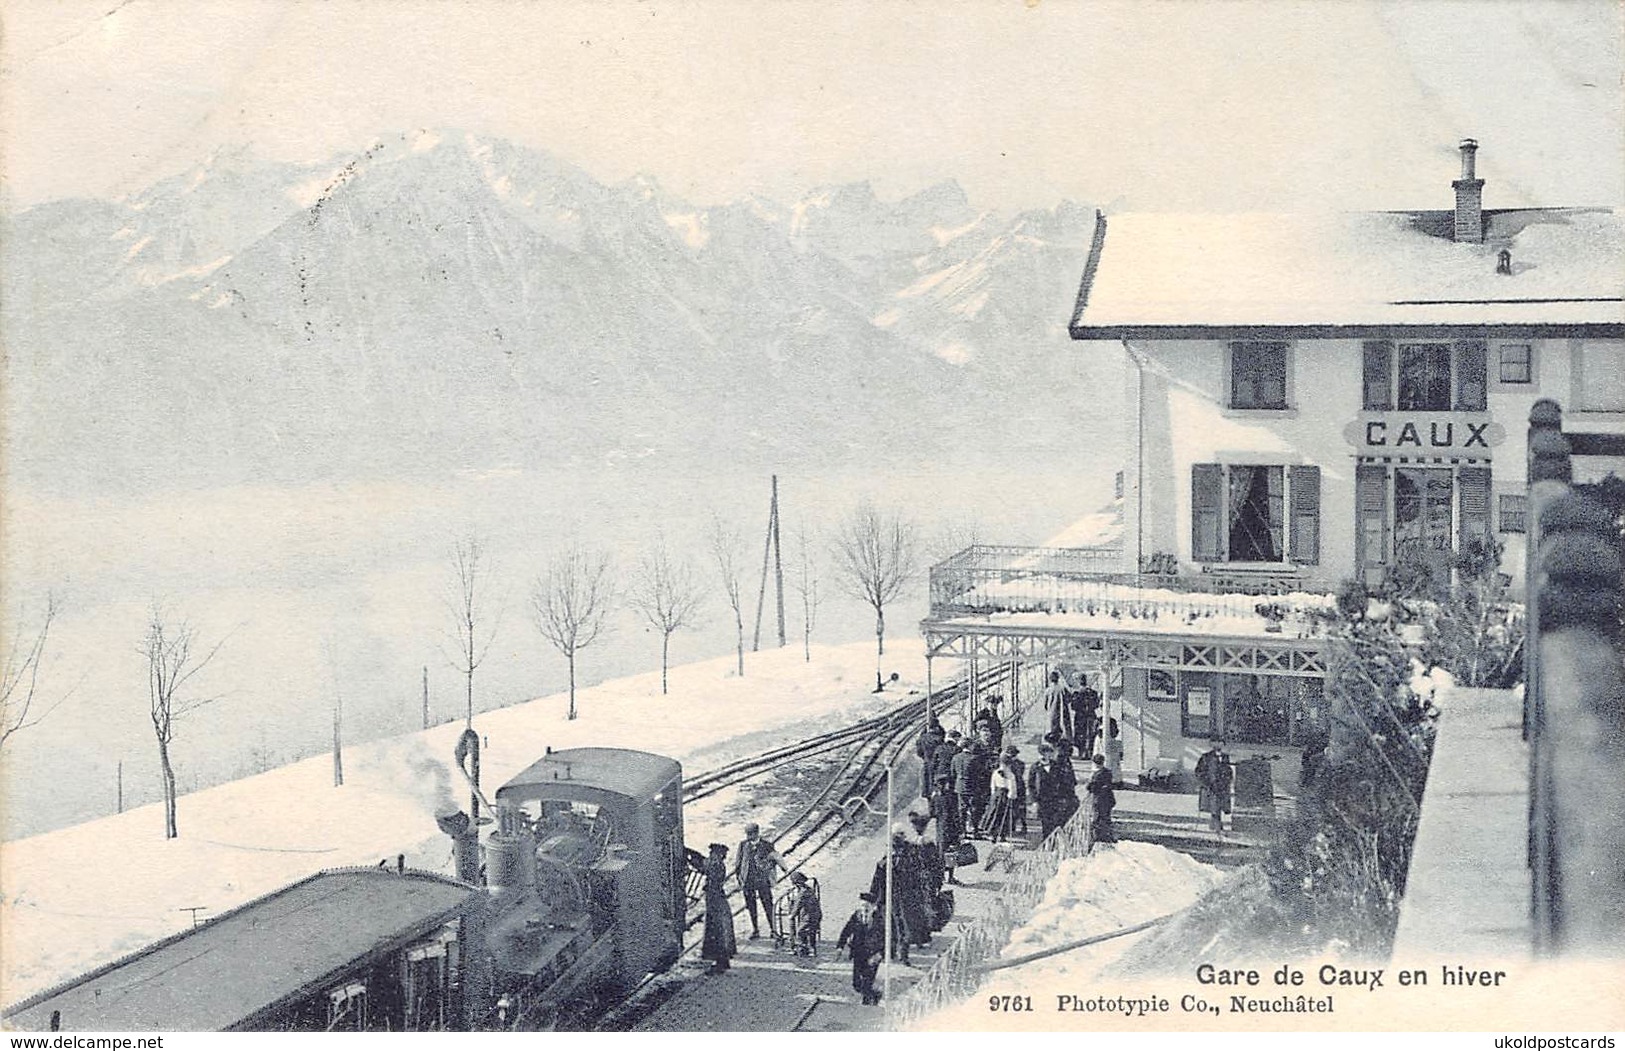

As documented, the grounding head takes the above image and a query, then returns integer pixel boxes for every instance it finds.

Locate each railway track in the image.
[598,663,1017,1030]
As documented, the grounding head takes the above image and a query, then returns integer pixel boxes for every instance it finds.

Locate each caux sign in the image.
[1342,413,1507,453]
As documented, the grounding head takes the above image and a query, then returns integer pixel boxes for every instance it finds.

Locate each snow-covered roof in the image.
[498,746,680,803]
[4,868,471,1032]
[1070,207,1625,337]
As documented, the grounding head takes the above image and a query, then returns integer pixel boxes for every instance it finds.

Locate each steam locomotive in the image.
[3,745,688,1032]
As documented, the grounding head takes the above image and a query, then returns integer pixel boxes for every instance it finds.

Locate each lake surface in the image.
[1,448,1120,840]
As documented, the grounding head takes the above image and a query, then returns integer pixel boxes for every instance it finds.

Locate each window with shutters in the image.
[1498,493,1528,533]
[1367,341,1492,412]
[1228,342,1289,410]
[1191,463,1318,564]
[1362,341,1393,410]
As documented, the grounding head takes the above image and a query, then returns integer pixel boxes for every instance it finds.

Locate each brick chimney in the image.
[1453,138,1485,243]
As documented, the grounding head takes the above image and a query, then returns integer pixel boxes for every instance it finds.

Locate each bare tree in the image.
[831,501,920,691]
[332,687,345,787]
[322,639,344,787]
[142,603,227,839]
[789,524,823,662]
[708,516,748,677]
[443,536,500,728]
[628,537,703,695]
[531,546,615,720]
[931,515,986,565]
[1,592,65,751]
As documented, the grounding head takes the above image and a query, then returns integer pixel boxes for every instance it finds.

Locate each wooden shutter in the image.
[1192,464,1222,562]
[1362,341,1393,410]
[1459,467,1491,547]
[1356,463,1389,580]
[1290,465,1321,564]
[1455,341,1487,410]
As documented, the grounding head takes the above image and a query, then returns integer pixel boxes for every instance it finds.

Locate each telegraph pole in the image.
[753,475,788,650]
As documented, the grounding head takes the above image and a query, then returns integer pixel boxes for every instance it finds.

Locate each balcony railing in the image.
[929,543,1332,631]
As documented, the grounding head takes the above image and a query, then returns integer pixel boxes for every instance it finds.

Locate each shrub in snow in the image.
[1416,536,1524,690]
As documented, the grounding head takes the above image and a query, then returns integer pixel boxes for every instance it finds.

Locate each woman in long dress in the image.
[981,758,1018,843]
[686,843,737,973]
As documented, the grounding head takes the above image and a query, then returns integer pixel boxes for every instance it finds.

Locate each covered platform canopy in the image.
[922,615,1328,676]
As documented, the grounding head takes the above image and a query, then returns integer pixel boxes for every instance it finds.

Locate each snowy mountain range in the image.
[3,129,1107,492]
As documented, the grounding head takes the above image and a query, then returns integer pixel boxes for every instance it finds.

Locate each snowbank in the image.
[915,841,1224,1030]
[1,641,925,1005]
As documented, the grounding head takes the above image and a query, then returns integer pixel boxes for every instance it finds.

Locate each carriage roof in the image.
[3,868,473,1032]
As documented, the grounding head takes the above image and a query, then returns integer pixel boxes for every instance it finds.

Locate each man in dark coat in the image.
[929,772,964,885]
[734,823,788,939]
[915,718,946,797]
[1044,671,1074,741]
[973,705,1004,755]
[1084,754,1117,846]
[1029,744,1079,839]
[1196,744,1234,834]
[1072,683,1102,758]
[869,825,927,961]
[686,844,737,973]
[836,892,885,1005]
[952,741,991,838]
[930,734,961,792]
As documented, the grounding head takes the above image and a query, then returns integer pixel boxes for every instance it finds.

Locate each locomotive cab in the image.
[475,748,684,1023]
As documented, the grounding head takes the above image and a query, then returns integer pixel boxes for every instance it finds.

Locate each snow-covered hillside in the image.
[0,641,928,1006]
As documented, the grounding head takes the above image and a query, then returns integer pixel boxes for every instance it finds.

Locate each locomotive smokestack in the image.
[436,809,481,885]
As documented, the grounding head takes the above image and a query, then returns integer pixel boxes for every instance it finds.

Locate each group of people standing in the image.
[685,822,819,976]
[1045,671,1118,761]
[915,707,1027,844]
[686,698,1125,1001]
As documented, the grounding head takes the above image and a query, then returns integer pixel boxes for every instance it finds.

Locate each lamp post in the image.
[840,759,896,1006]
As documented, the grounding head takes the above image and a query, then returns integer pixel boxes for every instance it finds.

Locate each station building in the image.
[921,141,1624,792]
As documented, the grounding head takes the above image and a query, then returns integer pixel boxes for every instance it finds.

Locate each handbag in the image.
[953,842,979,867]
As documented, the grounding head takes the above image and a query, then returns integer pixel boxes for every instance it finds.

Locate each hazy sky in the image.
[2,0,1621,212]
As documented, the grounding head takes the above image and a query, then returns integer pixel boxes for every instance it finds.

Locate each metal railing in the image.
[1524,399,1625,955]
[928,545,1329,625]
[886,812,1100,1029]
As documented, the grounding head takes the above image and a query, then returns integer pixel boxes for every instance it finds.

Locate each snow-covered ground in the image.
[914,841,1226,1030]
[0,640,927,1006]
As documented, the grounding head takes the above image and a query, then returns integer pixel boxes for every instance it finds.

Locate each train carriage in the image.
[1,867,476,1032]
[3,747,686,1033]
